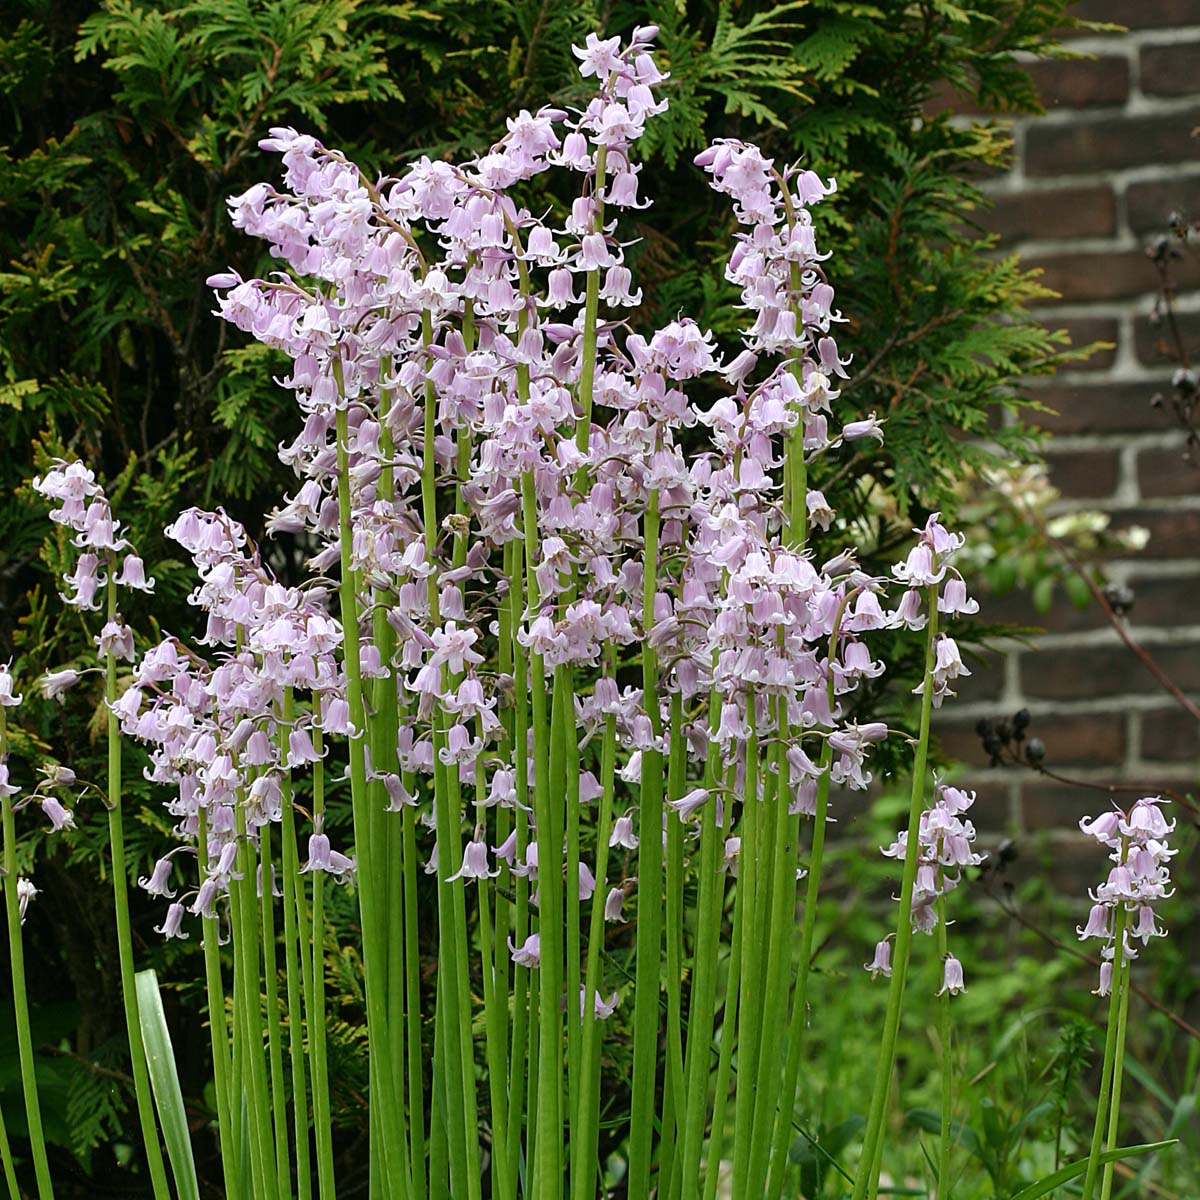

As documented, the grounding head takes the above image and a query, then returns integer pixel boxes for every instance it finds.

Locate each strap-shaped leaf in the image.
[1007,1139,1177,1200]
[135,969,200,1200]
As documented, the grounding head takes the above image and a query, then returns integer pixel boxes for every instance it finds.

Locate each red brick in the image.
[987,186,1116,244]
[940,712,1125,768]
[1126,573,1200,625]
[1024,381,1168,434]
[1023,248,1200,302]
[1021,642,1200,699]
[1140,707,1200,761]
[1110,507,1200,558]
[955,657,1006,704]
[1046,447,1120,499]
[1126,179,1198,236]
[983,585,1106,634]
[1068,0,1200,30]
[1141,42,1200,96]
[1026,56,1130,108]
[1022,785,1118,836]
[1133,309,1200,366]
[1005,834,1101,907]
[1051,316,1118,372]
[1138,445,1200,497]
[1026,108,1200,176]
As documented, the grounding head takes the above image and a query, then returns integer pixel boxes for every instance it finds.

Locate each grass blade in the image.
[135,969,200,1200]
[1006,1139,1177,1200]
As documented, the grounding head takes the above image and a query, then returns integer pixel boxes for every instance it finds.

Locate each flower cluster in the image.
[0,662,83,834]
[1078,797,1176,995]
[871,783,986,994]
[32,460,154,614]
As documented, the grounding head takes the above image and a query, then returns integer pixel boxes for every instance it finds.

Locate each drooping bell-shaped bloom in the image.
[865,939,892,979]
[938,955,966,996]
[448,838,498,883]
[0,663,22,707]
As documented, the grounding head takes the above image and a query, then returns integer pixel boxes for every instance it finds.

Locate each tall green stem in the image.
[333,391,407,1197]
[1082,879,1131,1200]
[0,1088,19,1200]
[851,587,940,1200]
[1,707,54,1200]
[307,729,336,1200]
[935,889,952,1200]
[104,578,171,1200]
[571,672,618,1200]
[1099,953,1134,1200]
[521,468,562,1200]
[230,801,278,1200]
[628,486,664,1200]
[278,692,312,1200]
[675,746,731,1198]
[260,822,292,1200]
[197,805,237,1199]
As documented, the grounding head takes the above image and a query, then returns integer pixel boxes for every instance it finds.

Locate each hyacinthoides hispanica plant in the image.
[1076,798,1176,1200]
[6,24,1175,1200]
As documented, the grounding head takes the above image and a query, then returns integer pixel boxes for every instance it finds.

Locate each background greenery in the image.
[2,0,1195,1195]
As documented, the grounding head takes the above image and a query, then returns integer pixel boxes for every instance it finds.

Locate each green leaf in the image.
[135,969,199,1200]
[1006,1140,1177,1200]
[905,1108,986,1162]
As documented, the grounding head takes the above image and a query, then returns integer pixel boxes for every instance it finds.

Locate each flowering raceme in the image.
[12,25,1103,1200]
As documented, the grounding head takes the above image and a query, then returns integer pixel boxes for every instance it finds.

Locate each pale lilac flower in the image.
[938,577,979,617]
[1079,796,1175,991]
[581,987,620,1020]
[609,815,639,849]
[509,932,541,968]
[865,939,892,979]
[115,554,156,592]
[938,955,966,996]
[40,668,82,702]
[41,795,76,833]
[17,878,37,924]
[96,620,135,662]
[140,857,177,898]
[0,663,22,707]
[604,886,627,921]
[448,838,498,883]
[156,902,189,940]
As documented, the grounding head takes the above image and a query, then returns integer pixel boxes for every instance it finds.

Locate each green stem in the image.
[851,587,940,1200]
[1,707,55,1200]
[702,834,746,1200]
[104,580,171,1200]
[658,691,687,1200]
[1082,881,1131,1200]
[1099,942,1134,1200]
[278,692,312,1200]
[401,802,425,1200]
[231,802,279,1200]
[260,823,293,1200]
[571,673,618,1200]
[731,697,763,1196]
[765,755,832,1200]
[504,547,532,1200]
[936,890,952,1200]
[0,1087,18,1200]
[521,469,562,1200]
[746,701,799,1198]
[198,805,237,1200]
[307,729,336,1200]
[675,747,731,1198]
[333,391,407,1197]
[628,486,664,1200]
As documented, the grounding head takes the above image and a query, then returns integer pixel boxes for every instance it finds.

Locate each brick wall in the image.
[933,2,1200,851]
